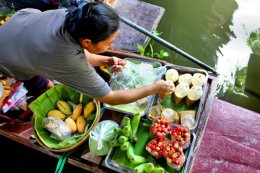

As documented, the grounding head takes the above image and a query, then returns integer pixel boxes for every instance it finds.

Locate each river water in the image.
[143,0,260,113]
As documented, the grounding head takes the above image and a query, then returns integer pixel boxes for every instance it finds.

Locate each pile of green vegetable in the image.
[110,114,168,173]
[247,28,260,56]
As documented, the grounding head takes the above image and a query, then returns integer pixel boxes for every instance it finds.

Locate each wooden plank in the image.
[113,0,165,52]
[81,145,103,165]
[0,128,108,172]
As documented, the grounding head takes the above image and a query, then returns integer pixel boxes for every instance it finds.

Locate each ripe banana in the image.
[47,109,66,120]
[56,100,72,116]
[84,101,95,118]
[71,103,83,121]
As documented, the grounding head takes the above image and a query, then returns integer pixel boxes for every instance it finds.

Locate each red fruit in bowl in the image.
[150,117,172,138]
[171,125,191,149]
[146,137,169,159]
[164,142,186,171]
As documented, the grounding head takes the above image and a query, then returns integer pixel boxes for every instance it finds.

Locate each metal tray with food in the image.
[104,58,166,117]
[147,64,208,131]
[104,115,196,173]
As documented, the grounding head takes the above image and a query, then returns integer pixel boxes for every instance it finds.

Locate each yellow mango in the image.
[72,103,83,121]
[76,116,86,133]
[56,100,72,115]
[65,118,77,133]
[84,101,95,119]
[47,109,66,120]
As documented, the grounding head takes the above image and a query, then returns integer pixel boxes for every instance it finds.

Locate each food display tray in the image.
[104,117,196,173]
[147,63,208,131]
[104,58,165,117]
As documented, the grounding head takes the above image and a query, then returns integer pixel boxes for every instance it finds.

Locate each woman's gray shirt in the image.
[0,8,111,98]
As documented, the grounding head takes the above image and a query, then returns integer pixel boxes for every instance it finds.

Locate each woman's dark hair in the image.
[65,2,119,44]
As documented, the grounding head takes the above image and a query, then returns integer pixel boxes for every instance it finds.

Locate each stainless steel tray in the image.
[103,115,196,173]
[104,132,196,173]
[147,63,208,131]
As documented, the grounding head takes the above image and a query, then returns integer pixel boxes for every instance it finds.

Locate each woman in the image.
[0,2,173,105]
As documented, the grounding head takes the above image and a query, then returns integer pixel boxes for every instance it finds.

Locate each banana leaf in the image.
[29,84,99,149]
[160,95,198,112]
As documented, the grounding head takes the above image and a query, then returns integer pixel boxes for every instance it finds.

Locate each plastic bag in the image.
[109,60,166,110]
[42,117,72,141]
[110,60,165,89]
[2,82,28,113]
[89,120,118,156]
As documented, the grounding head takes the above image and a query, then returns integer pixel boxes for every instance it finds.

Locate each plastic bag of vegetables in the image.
[42,117,72,141]
[106,59,166,116]
[89,120,119,156]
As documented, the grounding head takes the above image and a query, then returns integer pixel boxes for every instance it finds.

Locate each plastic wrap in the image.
[89,120,119,156]
[107,59,166,116]
[42,117,72,141]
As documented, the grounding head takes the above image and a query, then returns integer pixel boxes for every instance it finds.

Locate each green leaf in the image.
[145,52,150,56]
[137,43,145,56]
[149,44,154,57]
[154,53,160,58]
[163,52,169,57]
[152,30,162,36]
[247,28,260,56]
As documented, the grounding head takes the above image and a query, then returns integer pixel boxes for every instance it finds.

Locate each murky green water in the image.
[143,0,260,113]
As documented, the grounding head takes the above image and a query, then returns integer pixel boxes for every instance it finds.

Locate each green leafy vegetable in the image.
[247,28,260,56]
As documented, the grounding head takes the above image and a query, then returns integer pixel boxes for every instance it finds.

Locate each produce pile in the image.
[95,66,206,173]
[105,59,166,116]
[147,118,190,171]
[105,114,191,173]
[148,68,207,130]
[43,99,96,141]
[29,85,99,150]
[163,68,206,106]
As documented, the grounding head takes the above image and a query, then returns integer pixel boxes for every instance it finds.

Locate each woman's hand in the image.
[84,49,126,68]
[109,56,126,66]
[96,79,175,105]
[153,80,175,96]
[108,56,126,72]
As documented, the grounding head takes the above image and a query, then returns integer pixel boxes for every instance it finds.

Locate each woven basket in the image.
[29,84,100,153]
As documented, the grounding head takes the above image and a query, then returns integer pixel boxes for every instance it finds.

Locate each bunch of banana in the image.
[110,114,147,164]
[133,162,167,173]
[46,100,96,134]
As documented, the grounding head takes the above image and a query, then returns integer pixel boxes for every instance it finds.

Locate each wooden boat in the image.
[0,50,218,172]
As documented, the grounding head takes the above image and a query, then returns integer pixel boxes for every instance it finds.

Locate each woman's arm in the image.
[95,80,174,105]
[84,49,125,67]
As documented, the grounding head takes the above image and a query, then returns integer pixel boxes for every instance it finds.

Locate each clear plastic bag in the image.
[109,60,166,110]
[42,117,72,141]
[110,60,165,89]
[89,120,118,156]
